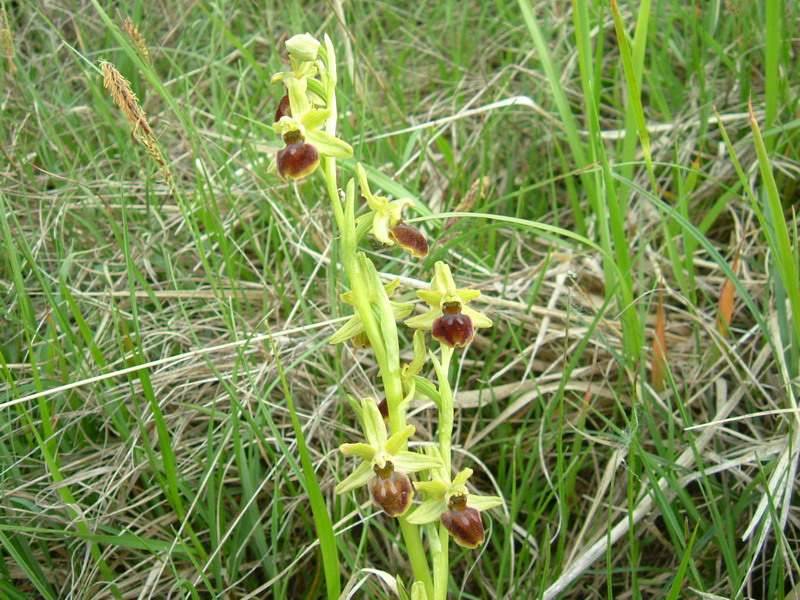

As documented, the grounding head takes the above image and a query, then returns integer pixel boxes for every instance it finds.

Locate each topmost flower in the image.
[269,34,353,180]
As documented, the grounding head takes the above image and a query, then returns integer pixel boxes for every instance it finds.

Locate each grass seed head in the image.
[121,17,151,65]
[100,60,172,186]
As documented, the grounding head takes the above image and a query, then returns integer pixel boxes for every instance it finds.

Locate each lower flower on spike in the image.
[440,494,484,548]
[431,301,474,347]
[406,460,503,549]
[335,398,443,518]
[370,462,413,517]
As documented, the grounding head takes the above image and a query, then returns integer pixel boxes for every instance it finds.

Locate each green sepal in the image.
[432,262,456,292]
[335,461,373,494]
[347,394,362,423]
[328,314,364,345]
[396,577,410,600]
[362,397,387,449]
[339,442,376,461]
[391,450,443,474]
[306,128,353,159]
[414,480,448,498]
[463,305,492,328]
[467,494,505,512]
[405,309,442,330]
[385,425,416,456]
[406,498,447,525]
[285,75,310,117]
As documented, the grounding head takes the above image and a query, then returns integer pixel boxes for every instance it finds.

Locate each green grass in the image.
[2,0,799,598]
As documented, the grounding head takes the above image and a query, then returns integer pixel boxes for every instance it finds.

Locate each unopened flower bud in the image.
[441,494,485,549]
[274,94,291,123]
[370,462,413,517]
[276,141,319,180]
[286,33,321,62]
[389,222,429,258]
[431,302,474,347]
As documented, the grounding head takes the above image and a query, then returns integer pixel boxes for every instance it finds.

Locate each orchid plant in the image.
[270,33,503,600]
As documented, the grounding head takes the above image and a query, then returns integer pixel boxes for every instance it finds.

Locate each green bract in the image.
[328,279,414,345]
[335,398,443,495]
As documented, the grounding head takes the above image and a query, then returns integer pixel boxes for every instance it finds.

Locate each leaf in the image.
[717,240,742,338]
[651,287,668,391]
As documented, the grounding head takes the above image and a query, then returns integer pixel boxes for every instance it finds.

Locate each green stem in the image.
[434,522,451,600]
[433,344,454,600]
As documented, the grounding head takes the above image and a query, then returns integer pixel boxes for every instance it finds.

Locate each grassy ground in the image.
[1,0,799,598]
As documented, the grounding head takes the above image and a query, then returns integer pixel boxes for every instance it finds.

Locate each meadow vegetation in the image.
[1,1,798,598]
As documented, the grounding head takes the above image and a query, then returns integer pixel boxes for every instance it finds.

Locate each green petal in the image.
[405,309,442,330]
[453,468,474,486]
[462,305,492,329]
[384,425,415,455]
[392,450,443,474]
[417,290,443,307]
[335,461,373,494]
[339,442,376,461]
[467,494,504,512]
[362,397,387,448]
[306,129,353,159]
[328,314,364,344]
[457,289,481,303]
[406,498,447,525]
